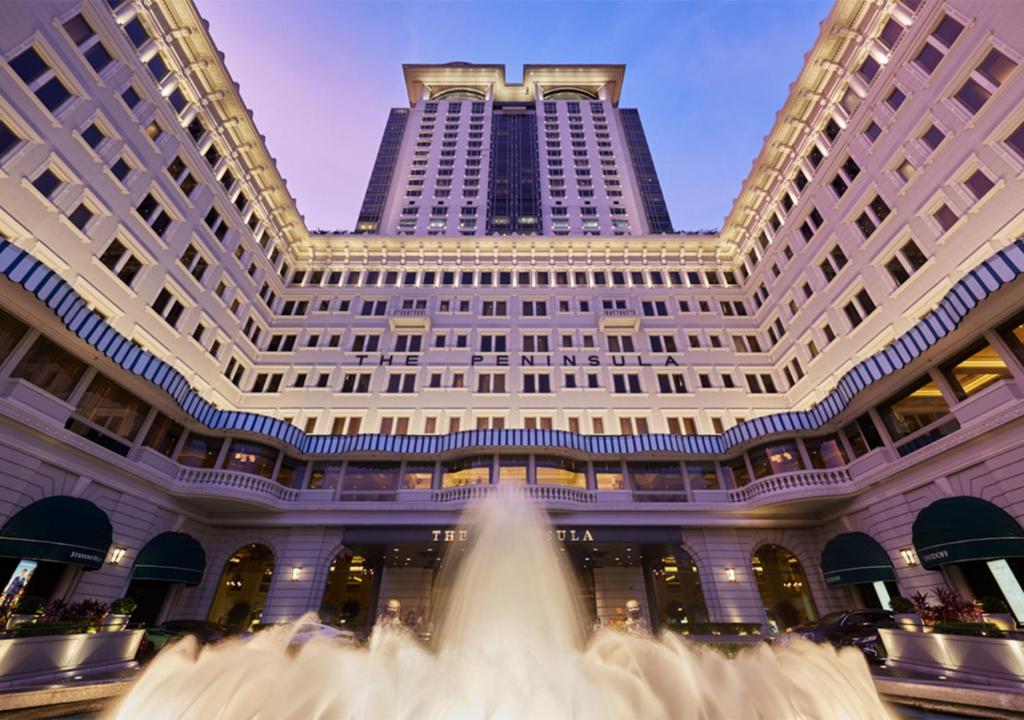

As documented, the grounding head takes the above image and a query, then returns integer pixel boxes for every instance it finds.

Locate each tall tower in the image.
[353,63,674,236]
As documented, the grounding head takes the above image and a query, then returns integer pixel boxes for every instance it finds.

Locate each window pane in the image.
[747,441,805,479]
[343,461,400,491]
[594,461,624,490]
[11,336,88,400]
[177,433,223,468]
[441,456,491,487]
[497,455,528,484]
[74,375,150,440]
[804,435,849,469]
[0,307,29,362]
[878,377,951,441]
[223,440,279,478]
[143,412,184,457]
[536,455,585,487]
[941,341,1011,400]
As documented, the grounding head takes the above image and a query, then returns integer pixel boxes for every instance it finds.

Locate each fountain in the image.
[109,494,891,719]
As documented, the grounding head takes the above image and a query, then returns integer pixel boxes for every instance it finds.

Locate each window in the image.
[522,300,547,317]
[31,169,62,199]
[81,122,105,150]
[657,373,687,394]
[843,288,877,328]
[522,373,552,393]
[479,334,507,353]
[64,14,115,74]
[110,157,131,182]
[964,169,995,200]
[98,239,142,286]
[933,203,959,232]
[954,49,1016,116]
[885,239,927,285]
[151,288,185,328]
[612,373,642,394]
[884,86,906,111]
[0,120,22,161]
[178,244,208,282]
[340,373,371,393]
[878,377,952,442]
[1005,120,1024,161]
[136,193,172,237]
[913,15,964,74]
[879,18,904,49]
[167,156,197,196]
[853,126,877,154]
[921,124,945,152]
[940,340,1011,401]
[68,203,94,231]
[819,245,848,283]
[9,47,73,112]
[11,336,88,400]
[855,194,891,238]
[476,372,506,393]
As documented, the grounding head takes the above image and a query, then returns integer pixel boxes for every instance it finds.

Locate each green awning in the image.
[133,532,206,586]
[913,496,1024,570]
[0,496,112,570]
[821,532,896,587]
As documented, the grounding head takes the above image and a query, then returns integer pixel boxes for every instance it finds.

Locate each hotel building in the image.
[0,0,1023,635]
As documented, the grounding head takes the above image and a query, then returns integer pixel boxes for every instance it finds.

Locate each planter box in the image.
[879,628,1024,687]
[0,630,144,690]
[1,378,74,426]
[846,447,893,478]
[952,379,1022,427]
[132,445,180,477]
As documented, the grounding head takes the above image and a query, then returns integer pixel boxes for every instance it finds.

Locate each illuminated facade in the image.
[0,0,1023,633]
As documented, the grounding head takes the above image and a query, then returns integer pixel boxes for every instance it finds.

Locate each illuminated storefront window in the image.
[804,434,848,468]
[208,544,275,631]
[223,440,279,478]
[442,456,492,487]
[748,441,804,479]
[594,461,625,490]
[497,455,529,484]
[752,544,817,632]
[535,455,586,487]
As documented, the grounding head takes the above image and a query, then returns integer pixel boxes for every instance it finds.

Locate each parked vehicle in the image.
[136,620,232,663]
[785,609,893,663]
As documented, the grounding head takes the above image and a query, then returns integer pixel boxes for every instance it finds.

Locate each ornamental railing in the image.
[430,484,597,504]
[175,467,300,502]
[727,468,853,503]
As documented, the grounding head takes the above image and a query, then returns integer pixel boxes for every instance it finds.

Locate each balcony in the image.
[430,484,597,504]
[174,467,300,504]
[727,468,853,505]
[599,308,639,331]
[388,308,430,331]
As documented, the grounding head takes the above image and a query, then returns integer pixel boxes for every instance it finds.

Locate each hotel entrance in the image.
[333,526,695,636]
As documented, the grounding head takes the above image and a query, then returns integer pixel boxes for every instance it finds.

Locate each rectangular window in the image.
[9,47,73,112]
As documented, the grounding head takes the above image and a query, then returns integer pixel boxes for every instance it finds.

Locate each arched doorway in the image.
[913,496,1024,622]
[821,532,898,610]
[752,544,817,632]
[207,544,274,631]
[0,496,112,612]
[127,532,206,626]
[320,549,379,633]
[646,546,708,631]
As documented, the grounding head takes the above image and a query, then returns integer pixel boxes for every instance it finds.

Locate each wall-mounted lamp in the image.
[725,567,737,583]
[290,566,303,582]
[899,548,918,567]
[109,547,128,565]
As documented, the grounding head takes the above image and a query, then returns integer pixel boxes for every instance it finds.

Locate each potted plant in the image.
[103,598,137,631]
[890,596,922,630]
[5,596,45,630]
[979,596,1015,631]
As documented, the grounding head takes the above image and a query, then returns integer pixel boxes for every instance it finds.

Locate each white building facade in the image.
[0,0,1023,634]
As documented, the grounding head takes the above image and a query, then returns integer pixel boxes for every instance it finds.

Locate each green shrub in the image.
[109,598,137,615]
[931,621,1003,637]
[979,596,1009,614]
[11,620,99,637]
[890,596,915,614]
[12,596,46,615]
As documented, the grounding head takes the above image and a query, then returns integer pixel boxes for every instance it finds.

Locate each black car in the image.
[136,620,231,663]
[789,609,893,662]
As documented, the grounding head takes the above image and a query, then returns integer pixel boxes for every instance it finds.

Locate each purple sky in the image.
[196,1,830,232]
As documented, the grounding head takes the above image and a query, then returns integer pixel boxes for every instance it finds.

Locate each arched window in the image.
[752,544,817,632]
[207,544,275,631]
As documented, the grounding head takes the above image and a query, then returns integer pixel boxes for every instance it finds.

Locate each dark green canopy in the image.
[913,496,1024,570]
[0,496,112,570]
[821,532,896,587]
[133,532,206,586]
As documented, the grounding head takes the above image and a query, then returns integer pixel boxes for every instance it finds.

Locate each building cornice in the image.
[716,0,878,256]
[148,0,308,251]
